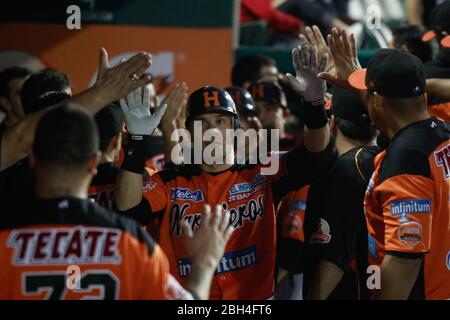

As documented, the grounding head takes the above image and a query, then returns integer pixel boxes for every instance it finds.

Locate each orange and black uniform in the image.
[88,162,120,211]
[276,137,308,279]
[123,142,335,300]
[365,117,450,300]
[0,198,191,300]
[303,146,379,300]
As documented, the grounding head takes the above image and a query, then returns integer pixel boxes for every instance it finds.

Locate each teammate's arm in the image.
[306,260,344,300]
[375,254,423,300]
[426,78,450,100]
[115,85,167,211]
[0,48,152,171]
[406,0,424,26]
[182,205,234,299]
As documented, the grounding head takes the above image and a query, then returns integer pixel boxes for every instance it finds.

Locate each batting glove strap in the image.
[303,99,328,129]
[121,135,149,174]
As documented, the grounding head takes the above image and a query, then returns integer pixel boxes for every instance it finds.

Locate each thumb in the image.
[98,47,109,75]
[285,73,297,83]
[152,103,168,124]
[181,220,193,238]
[318,72,339,85]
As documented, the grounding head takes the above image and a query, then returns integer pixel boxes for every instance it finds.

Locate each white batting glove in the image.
[119,84,167,136]
[286,44,329,103]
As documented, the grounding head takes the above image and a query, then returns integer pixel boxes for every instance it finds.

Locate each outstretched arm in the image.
[1,48,152,171]
[286,42,330,153]
[115,85,167,211]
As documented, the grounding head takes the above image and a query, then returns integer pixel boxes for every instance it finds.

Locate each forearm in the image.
[375,254,422,300]
[70,86,110,115]
[306,260,344,300]
[185,261,216,300]
[1,105,56,170]
[426,79,450,100]
[302,100,330,153]
[115,170,144,211]
[406,0,424,25]
[115,136,149,211]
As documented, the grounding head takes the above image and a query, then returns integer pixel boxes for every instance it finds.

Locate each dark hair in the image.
[335,117,377,143]
[0,66,31,99]
[33,103,99,169]
[32,91,71,113]
[392,25,433,63]
[231,55,276,87]
[21,69,71,115]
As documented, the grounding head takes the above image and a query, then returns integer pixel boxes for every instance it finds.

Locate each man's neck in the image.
[386,111,430,139]
[35,175,89,200]
[336,132,375,156]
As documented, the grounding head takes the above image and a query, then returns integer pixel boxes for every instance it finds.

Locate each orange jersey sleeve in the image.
[377,174,434,253]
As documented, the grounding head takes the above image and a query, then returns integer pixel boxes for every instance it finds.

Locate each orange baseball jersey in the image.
[88,163,120,211]
[428,101,450,122]
[364,118,450,300]
[278,185,309,243]
[128,142,335,300]
[0,198,192,300]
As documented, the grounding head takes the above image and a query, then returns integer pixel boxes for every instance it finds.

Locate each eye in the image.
[217,118,225,125]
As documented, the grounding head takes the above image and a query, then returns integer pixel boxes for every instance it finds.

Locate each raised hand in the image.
[300,25,335,74]
[286,43,329,102]
[181,204,234,271]
[94,48,152,104]
[160,83,188,129]
[119,84,167,136]
[318,28,361,88]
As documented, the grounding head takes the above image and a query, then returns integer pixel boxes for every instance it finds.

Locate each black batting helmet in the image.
[186,86,240,128]
[225,86,258,117]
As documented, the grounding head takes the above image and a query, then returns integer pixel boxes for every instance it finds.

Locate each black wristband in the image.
[121,135,149,174]
[303,99,328,129]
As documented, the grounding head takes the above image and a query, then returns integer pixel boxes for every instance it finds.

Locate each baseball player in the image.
[114,44,335,299]
[303,87,379,300]
[0,104,233,300]
[349,48,450,299]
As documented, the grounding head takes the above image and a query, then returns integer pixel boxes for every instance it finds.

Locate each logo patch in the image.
[446,251,450,271]
[368,235,378,259]
[435,144,450,179]
[309,218,332,244]
[390,199,431,222]
[171,188,204,202]
[178,246,257,277]
[398,221,423,248]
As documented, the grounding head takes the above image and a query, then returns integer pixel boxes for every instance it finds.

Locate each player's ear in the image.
[330,115,336,134]
[87,151,101,175]
[0,97,11,112]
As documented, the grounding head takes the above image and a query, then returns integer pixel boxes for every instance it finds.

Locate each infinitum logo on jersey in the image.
[178,246,257,278]
[446,251,450,270]
[171,188,204,202]
[390,199,431,222]
[7,227,122,265]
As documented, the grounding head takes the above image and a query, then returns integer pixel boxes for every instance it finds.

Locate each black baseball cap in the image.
[422,0,450,44]
[225,86,258,117]
[94,104,123,141]
[331,87,370,124]
[348,49,426,98]
[248,81,287,109]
